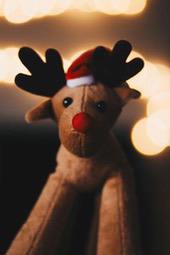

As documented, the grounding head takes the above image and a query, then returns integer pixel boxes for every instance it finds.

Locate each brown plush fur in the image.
[7,83,141,255]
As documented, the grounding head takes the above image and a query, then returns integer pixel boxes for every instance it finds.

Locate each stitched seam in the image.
[117,175,126,255]
[80,86,86,156]
[27,178,60,255]
[26,177,66,255]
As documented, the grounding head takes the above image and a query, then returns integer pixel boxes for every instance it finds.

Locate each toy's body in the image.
[7,41,144,255]
[8,135,139,255]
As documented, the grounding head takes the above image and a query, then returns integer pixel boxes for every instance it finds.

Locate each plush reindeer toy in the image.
[7,41,144,255]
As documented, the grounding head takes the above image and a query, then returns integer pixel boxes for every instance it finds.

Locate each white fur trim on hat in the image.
[67,75,95,88]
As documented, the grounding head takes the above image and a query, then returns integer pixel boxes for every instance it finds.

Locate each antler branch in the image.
[15,47,66,97]
[90,40,144,87]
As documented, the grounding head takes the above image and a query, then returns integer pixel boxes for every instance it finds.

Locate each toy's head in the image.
[16,40,144,157]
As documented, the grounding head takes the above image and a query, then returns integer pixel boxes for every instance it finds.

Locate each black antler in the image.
[90,40,144,87]
[15,47,66,97]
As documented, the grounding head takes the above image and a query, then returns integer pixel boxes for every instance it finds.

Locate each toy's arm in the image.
[7,172,78,255]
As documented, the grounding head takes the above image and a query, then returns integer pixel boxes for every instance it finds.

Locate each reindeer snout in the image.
[72,112,93,133]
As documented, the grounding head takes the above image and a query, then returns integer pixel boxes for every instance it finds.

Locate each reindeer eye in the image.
[63,97,73,108]
[96,101,107,112]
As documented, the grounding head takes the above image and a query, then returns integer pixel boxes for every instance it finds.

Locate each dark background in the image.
[0,0,170,254]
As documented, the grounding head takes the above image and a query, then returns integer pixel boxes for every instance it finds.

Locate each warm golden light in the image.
[128,50,144,61]
[0,49,9,83]
[70,50,86,62]
[35,0,56,18]
[70,0,96,12]
[63,59,70,71]
[127,0,147,14]
[0,0,148,23]
[129,60,170,99]
[0,48,29,84]
[94,0,123,15]
[129,55,170,155]
[3,0,37,24]
[0,0,4,16]
[147,92,170,116]
[0,48,86,83]
[155,64,170,93]
[63,49,87,71]
[147,112,170,148]
[131,118,165,156]
[111,0,131,13]
[48,0,71,16]
[129,61,157,98]
[2,0,72,23]
[94,0,147,15]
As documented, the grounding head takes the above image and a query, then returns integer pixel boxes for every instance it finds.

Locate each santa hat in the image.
[66,49,95,88]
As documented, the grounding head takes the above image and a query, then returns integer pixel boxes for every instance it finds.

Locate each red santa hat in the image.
[66,49,95,88]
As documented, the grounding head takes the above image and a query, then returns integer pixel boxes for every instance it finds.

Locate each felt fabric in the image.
[7,174,78,255]
[9,41,145,254]
[15,41,144,98]
[90,40,144,87]
[7,134,141,255]
[15,47,66,97]
[51,84,122,158]
[97,170,140,255]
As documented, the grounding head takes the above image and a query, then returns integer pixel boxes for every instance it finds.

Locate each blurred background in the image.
[0,0,170,254]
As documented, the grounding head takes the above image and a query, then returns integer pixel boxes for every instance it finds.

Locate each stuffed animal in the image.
[7,40,144,255]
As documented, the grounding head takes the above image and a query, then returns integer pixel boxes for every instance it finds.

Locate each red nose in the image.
[72,112,93,133]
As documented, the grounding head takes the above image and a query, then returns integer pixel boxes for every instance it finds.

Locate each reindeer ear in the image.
[114,87,141,105]
[25,100,54,123]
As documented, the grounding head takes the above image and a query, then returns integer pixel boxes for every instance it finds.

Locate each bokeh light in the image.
[0,47,29,84]
[147,112,170,148]
[63,49,86,71]
[147,92,170,116]
[131,118,165,156]
[48,0,71,16]
[129,61,159,98]
[35,0,56,18]
[3,0,37,24]
[70,0,96,12]
[0,0,5,16]
[0,0,148,24]
[127,0,147,14]
[111,0,131,13]
[94,0,146,15]
[129,51,170,155]
[94,0,123,15]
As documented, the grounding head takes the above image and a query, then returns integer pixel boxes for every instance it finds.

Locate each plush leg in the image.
[85,193,100,255]
[96,168,141,255]
[7,171,78,255]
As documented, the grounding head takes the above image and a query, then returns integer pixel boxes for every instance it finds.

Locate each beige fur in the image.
[7,83,141,255]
